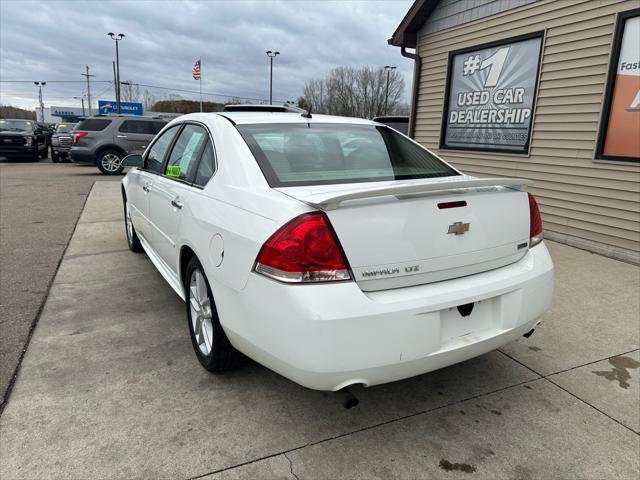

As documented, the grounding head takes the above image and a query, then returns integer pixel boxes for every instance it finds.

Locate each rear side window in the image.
[119,120,167,134]
[76,119,112,131]
[237,123,458,187]
[145,125,180,173]
[165,124,208,181]
[194,140,215,187]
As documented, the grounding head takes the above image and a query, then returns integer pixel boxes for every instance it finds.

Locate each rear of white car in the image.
[217,117,553,390]
[122,112,553,391]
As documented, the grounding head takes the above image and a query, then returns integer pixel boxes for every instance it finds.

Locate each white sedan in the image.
[121,112,553,391]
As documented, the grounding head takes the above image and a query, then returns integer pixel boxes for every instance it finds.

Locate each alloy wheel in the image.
[189,269,214,356]
[101,153,122,172]
[125,203,134,245]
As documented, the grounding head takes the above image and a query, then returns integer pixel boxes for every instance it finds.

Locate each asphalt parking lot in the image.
[0,178,639,479]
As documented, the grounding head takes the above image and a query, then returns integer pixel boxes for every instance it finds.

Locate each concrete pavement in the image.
[1,181,638,479]
[0,159,116,408]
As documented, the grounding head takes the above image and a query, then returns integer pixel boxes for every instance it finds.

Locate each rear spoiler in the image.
[302,177,532,211]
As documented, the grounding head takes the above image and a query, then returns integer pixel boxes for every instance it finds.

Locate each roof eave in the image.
[388,0,439,49]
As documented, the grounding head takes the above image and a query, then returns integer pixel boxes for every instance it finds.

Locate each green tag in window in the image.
[166,165,181,177]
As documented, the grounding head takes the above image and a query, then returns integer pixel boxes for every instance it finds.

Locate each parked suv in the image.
[70,116,167,174]
[0,119,48,161]
[50,123,77,162]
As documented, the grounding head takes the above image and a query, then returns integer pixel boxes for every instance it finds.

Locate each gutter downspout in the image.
[401,46,420,139]
[400,46,422,140]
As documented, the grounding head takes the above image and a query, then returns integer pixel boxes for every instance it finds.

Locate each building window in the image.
[440,32,543,154]
[596,9,640,163]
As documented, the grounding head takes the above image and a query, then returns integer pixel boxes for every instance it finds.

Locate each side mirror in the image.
[122,154,143,167]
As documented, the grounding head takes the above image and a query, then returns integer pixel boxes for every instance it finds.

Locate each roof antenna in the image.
[301,105,312,119]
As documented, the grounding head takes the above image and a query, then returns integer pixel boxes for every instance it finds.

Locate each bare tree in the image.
[142,89,156,111]
[121,80,140,103]
[301,66,404,118]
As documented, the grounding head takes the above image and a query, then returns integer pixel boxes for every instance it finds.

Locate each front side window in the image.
[145,125,180,173]
[237,123,458,187]
[164,124,208,181]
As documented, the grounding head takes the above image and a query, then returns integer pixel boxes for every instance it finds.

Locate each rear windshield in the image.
[76,119,112,131]
[237,123,458,187]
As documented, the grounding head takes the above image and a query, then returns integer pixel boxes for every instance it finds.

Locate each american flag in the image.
[192,59,201,80]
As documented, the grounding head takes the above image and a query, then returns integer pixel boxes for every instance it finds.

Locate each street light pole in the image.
[81,65,95,116]
[74,96,86,116]
[108,32,125,114]
[34,82,46,122]
[265,50,280,105]
[384,65,396,115]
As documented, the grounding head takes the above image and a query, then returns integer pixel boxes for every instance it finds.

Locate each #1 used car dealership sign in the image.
[441,33,543,153]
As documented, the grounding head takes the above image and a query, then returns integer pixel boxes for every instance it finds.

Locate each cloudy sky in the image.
[0,0,413,112]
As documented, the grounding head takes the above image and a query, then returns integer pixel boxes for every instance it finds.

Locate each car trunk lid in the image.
[276,176,532,291]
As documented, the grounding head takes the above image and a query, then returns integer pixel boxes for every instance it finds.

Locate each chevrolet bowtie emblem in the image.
[448,221,470,235]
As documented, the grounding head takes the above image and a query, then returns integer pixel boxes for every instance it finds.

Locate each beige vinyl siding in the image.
[415,0,640,256]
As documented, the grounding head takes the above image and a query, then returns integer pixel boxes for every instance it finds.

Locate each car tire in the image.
[123,198,143,253]
[185,256,241,373]
[38,147,47,159]
[51,149,59,163]
[30,149,39,162]
[97,149,124,175]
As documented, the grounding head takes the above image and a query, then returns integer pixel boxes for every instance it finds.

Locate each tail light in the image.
[528,193,543,247]
[255,212,351,283]
[73,131,88,144]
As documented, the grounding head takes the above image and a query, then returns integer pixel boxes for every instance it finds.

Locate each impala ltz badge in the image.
[448,221,470,235]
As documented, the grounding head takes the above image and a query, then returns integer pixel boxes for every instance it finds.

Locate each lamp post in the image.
[107,32,125,113]
[384,65,396,115]
[34,82,46,122]
[265,50,280,105]
[73,96,86,116]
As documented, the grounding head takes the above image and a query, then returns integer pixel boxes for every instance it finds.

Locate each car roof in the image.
[213,112,378,126]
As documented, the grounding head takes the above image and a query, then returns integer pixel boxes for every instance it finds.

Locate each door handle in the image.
[142,185,150,192]
[171,199,183,209]
[117,135,127,138]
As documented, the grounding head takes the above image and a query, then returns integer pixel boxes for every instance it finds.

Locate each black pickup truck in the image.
[0,119,48,161]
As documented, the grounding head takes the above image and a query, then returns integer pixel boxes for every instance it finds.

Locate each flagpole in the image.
[199,58,203,112]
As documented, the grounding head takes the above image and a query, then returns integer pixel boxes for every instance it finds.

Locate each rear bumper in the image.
[216,242,554,390]
[69,149,95,164]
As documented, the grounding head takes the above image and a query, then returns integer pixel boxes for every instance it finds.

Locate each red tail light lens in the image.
[528,193,543,247]
[73,131,88,144]
[255,212,351,283]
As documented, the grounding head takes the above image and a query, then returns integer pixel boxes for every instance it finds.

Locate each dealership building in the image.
[390,0,640,264]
